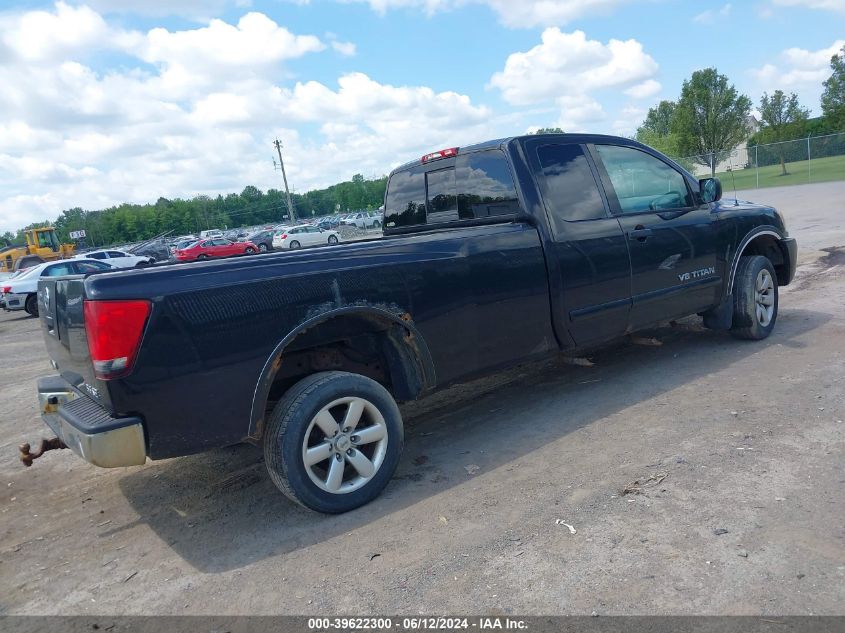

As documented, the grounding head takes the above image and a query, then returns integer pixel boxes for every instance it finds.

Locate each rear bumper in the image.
[3,293,25,311]
[37,376,147,468]
[780,237,798,286]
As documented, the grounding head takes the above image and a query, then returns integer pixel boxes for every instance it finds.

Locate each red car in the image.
[175,238,258,261]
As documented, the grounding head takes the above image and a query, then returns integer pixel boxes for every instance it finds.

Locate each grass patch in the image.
[691,154,845,190]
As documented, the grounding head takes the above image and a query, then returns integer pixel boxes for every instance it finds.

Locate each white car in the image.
[2,258,113,317]
[351,212,382,229]
[272,224,340,250]
[76,249,154,268]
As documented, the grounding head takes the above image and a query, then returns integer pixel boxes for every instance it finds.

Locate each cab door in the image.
[590,143,721,329]
[526,140,632,347]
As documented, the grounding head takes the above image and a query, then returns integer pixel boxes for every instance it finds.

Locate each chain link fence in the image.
[671,132,845,190]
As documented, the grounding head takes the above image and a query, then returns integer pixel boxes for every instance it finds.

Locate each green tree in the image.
[672,68,752,176]
[638,100,676,136]
[635,129,683,161]
[635,101,682,159]
[821,44,845,131]
[533,127,565,134]
[8,176,390,247]
[758,90,810,175]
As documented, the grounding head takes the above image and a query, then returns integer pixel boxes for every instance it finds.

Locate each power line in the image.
[273,139,296,223]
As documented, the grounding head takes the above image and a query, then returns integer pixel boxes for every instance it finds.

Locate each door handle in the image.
[628,226,652,242]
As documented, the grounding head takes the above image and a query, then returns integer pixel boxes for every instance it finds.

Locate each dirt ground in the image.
[0,181,843,616]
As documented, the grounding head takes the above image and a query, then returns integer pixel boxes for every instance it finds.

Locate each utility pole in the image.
[273,139,296,222]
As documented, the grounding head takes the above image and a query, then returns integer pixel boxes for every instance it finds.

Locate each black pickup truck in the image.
[29,133,797,513]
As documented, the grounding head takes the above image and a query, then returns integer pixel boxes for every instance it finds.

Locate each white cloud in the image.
[0,4,498,233]
[84,0,233,19]
[693,3,732,24]
[554,95,605,131]
[749,39,844,115]
[332,0,629,28]
[751,39,844,90]
[488,29,658,132]
[489,28,658,131]
[139,13,325,76]
[625,79,662,99]
[331,40,357,56]
[771,0,845,12]
[0,1,113,62]
[472,0,628,27]
[611,105,646,136]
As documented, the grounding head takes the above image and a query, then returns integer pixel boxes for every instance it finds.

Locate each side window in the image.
[536,144,607,229]
[307,226,320,233]
[43,263,73,277]
[212,239,229,246]
[425,168,458,224]
[106,251,126,258]
[384,166,426,229]
[88,252,106,259]
[455,150,520,219]
[75,261,110,273]
[595,145,693,213]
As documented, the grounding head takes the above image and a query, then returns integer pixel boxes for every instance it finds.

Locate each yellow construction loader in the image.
[0,227,76,273]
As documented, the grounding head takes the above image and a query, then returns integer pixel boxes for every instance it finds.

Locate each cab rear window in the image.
[384,149,519,230]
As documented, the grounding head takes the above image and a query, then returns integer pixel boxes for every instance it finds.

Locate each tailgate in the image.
[38,277,113,411]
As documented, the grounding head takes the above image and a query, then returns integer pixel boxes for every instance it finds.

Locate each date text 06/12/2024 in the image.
[307,617,528,630]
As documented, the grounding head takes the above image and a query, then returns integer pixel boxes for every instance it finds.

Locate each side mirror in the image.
[699,177,722,203]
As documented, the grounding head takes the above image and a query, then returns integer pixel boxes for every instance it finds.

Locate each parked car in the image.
[351,211,381,229]
[199,229,225,239]
[272,225,340,249]
[27,133,796,514]
[244,230,275,253]
[170,239,199,255]
[2,258,112,317]
[75,249,154,269]
[174,238,258,261]
[170,234,196,245]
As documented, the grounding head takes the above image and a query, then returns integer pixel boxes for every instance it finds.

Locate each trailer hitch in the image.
[19,438,67,467]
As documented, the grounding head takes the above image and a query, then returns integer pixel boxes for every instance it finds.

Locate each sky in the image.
[0,0,843,233]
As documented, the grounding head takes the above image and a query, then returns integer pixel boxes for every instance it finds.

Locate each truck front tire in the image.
[730,255,778,340]
[263,371,404,513]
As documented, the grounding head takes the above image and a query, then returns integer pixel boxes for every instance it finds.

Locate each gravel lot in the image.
[0,182,843,615]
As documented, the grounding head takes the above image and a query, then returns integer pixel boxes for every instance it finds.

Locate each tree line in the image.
[2,174,387,248]
[636,45,845,176]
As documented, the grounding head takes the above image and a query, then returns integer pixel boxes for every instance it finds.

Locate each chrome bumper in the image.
[37,376,147,468]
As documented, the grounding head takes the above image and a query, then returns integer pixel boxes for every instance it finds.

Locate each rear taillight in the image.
[2,286,10,293]
[83,300,151,380]
[279,234,287,239]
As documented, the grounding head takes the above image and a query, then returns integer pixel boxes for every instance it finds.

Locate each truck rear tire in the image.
[730,255,778,340]
[263,371,404,513]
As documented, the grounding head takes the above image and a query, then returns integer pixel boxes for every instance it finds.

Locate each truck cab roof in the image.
[389,133,656,176]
